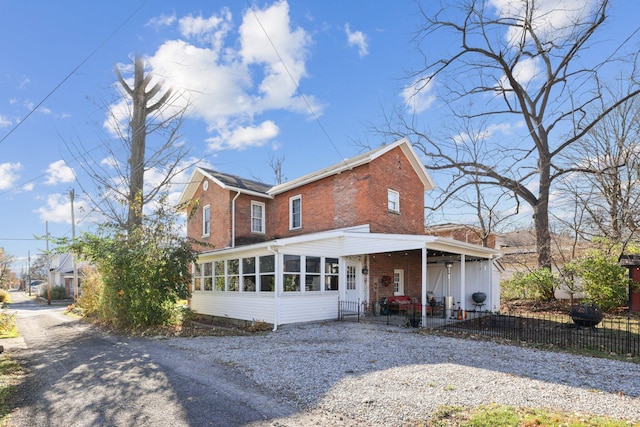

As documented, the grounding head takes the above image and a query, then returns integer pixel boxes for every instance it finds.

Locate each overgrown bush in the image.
[0,290,9,304]
[76,267,102,317]
[570,250,630,312]
[0,311,16,337]
[63,207,198,328]
[50,286,67,300]
[501,267,557,301]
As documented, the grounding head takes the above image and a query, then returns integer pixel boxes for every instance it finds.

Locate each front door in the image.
[345,262,359,302]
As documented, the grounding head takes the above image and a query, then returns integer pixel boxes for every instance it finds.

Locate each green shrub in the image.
[501,267,557,301]
[573,250,630,312]
[50,286,67,300]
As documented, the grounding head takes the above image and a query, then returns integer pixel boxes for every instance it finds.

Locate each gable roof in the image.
[178,168,272,206]
[178,138,435,205]
[268,138,435,195]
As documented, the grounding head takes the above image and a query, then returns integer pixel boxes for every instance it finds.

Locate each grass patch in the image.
[423,404,636,426]
[0,355,24,426]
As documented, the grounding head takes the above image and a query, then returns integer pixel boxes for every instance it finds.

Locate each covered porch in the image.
[337,232,502,327]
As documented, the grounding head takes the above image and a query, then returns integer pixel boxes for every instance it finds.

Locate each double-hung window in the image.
[202,205,211,236]
[289,195,302,230]
[388,189,400,213]
[251,201,265,234]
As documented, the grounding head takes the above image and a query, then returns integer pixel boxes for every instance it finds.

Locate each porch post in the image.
[421,247,427,326]
[460,254,466,312]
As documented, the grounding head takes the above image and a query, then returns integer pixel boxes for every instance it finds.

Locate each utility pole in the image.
[71,189,78,303]
[46,221,51,305]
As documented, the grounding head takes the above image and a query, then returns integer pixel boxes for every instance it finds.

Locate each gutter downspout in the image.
[267,245,280,331]
[231,191,241,248]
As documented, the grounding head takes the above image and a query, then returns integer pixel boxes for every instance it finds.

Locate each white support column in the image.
[421,247,427,326]
[460,254,466,312]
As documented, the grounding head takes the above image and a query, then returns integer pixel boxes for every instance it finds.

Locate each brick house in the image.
[178,138,501,328]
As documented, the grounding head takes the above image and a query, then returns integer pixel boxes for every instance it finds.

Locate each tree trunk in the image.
[127,55,147,230]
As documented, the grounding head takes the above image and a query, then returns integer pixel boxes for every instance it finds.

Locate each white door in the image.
[393,269,405,296]
[345,262,359,302]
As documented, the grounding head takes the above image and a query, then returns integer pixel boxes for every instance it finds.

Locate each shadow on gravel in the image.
[7,292,299,427]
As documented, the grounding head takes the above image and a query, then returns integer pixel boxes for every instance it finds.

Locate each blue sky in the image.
[1,0,639,274]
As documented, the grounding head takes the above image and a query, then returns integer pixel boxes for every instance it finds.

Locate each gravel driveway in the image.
[5,290,640,426]
[166,321,640,426]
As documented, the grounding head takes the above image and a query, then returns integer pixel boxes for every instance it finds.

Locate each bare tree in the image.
[558,83,640,251]
[0,250,15,289]
[386,0,640,274]
[68,53,191,230]
[269,154,286,185]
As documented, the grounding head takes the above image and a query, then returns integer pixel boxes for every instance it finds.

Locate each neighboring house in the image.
[49,253,82,299]
[178,138,502,328]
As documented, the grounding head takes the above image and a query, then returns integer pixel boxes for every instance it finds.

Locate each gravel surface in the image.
[164,321,640,426]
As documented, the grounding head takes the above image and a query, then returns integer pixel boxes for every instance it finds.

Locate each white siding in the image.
[190,291,340,325]
[277,293,339,324]
[190,292,276,323]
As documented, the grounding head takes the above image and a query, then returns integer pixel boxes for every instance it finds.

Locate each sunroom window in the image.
[259,255,275,292]
[283,254,301,291]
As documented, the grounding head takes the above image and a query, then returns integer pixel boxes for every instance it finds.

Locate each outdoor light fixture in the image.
[362,267,369,275]
[445,261,453,270]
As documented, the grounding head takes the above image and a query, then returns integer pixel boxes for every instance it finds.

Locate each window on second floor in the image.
[202,205,211,236]
[388,189,400,213]
[289,195,302,230]
[251,201,265,234]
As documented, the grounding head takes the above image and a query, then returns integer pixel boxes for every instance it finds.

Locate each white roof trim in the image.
[195,227,500,260]
[268,138,435,196]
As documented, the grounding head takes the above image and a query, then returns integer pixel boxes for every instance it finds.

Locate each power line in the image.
[0,1,148,146]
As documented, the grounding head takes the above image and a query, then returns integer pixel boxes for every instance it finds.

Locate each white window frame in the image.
[289,195,302,230]
[251,201,265,234]
[388,189,400,213]
[202,204,211,237]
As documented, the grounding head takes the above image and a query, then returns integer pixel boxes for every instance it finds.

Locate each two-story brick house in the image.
[178,138,501,328]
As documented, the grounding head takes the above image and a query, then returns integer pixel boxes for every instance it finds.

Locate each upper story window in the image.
[251,201,265,234]
[289,195,302,230]
[388,189,400,213]
[202,205,211,236]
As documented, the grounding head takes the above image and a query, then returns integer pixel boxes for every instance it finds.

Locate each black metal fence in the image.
[431,311,640,357]
[338,299,640,357]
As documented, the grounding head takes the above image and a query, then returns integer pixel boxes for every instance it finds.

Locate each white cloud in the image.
[207,120,279,151]
[489,0,597,46]
[35,193,73,224]
[44,160,75,185]
[345,24,369,57]
[402,78,436,114]
[108,1,319,152]
[0,162,21,190]
[497,57,540,92]
[0,115,11,128]
[453,122,519,145]
[146,12,176,29]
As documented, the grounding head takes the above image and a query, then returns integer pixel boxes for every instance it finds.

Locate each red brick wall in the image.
[428,227,497,248]
[188,145,429,247]
[268,168,371,237]
[187,179,232,250]
[369,250,423,302]
[368,147,426,235]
